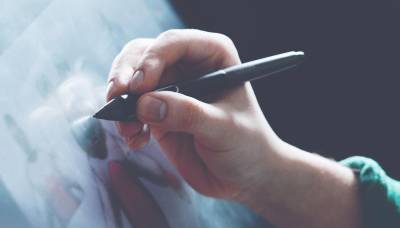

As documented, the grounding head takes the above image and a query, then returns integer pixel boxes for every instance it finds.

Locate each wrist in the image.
[231,134,290,206]
[231,137,314,211]
[233,140,361,228]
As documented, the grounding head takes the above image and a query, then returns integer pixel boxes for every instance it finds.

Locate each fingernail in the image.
[129,70,144,92]
[139,96,167,122]
[106,81,115,101]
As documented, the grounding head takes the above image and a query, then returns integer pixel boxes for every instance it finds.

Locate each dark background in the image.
[171,0,400,178]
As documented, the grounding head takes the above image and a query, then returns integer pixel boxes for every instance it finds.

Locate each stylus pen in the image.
[93,51,305,121]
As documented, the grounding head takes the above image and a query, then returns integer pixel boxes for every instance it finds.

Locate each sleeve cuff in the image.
[340,156,400,228]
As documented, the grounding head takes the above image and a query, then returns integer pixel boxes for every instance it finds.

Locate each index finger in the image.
[129,29,240,94]
[106,38,153,101]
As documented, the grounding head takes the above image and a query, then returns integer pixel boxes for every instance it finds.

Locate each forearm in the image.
[238,142,362,228]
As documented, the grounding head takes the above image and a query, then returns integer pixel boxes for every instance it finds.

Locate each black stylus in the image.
[93,51,305,121]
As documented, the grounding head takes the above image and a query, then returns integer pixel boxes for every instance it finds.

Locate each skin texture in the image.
[106,29,362,228]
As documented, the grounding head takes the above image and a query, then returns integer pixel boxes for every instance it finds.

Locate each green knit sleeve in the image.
[340,156,400,228]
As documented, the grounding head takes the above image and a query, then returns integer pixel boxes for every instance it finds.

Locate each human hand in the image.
[106,29,283,200]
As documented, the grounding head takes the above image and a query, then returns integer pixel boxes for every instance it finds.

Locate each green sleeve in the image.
[340,156,400,228]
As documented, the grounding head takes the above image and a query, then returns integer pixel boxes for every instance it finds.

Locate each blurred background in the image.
[172,0,400,178]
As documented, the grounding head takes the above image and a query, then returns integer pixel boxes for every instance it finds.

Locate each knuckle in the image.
[158,29,182,42]
[140,44,166,70]
[140,50,163,71]
[210,33,239,65]
[141,48,159,62]
[213,33,235,48]
[108,64,131,83]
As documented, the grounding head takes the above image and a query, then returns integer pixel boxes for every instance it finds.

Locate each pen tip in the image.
[92,112,100,119]
[92,95,138,121]
[92,98,122,121]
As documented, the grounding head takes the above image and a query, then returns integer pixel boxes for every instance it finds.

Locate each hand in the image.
[106,29,282,200]
[106,29,362,228]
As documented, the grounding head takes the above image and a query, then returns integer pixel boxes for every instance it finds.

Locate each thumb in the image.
[136,91,227,139]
